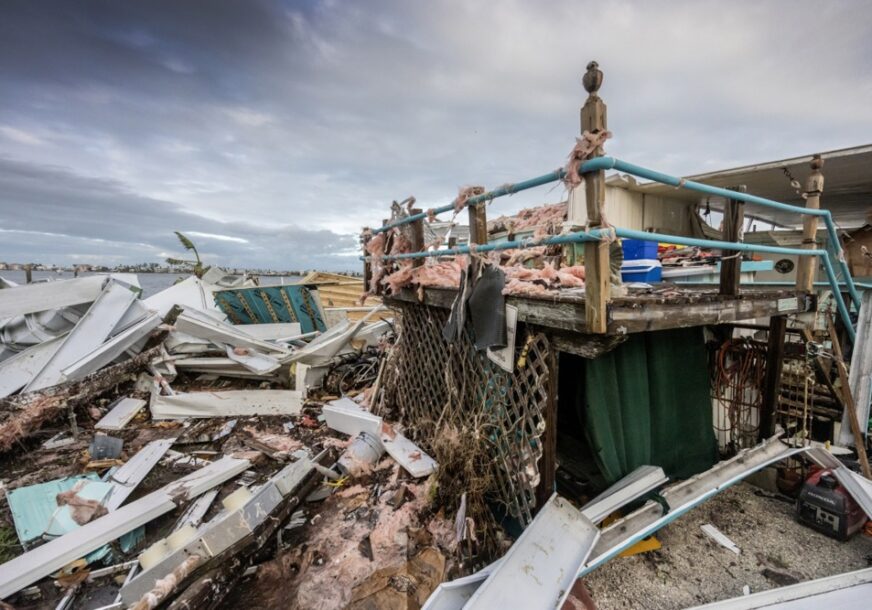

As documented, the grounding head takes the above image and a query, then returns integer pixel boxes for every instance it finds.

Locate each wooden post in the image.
[796,155,825,293]
[361,227,372,291]
[826,317,872,479]
[468,203,488,245]
[24,264,32,284]
[535,347,559,511]
[410,208,425,268]
[719,185,746,296]
[581,61,609,333]
[759,314,787,441]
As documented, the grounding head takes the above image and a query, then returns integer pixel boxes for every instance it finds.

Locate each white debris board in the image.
[150,390,303,419]
[95,398,147,431]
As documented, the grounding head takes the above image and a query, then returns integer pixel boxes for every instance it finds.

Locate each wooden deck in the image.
[386,284,813,336]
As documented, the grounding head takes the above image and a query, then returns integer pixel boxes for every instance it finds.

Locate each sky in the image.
[1,1,871,271]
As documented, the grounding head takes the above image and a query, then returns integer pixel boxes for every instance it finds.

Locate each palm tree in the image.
[166,231,207,278]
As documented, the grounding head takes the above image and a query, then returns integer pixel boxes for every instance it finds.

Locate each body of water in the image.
[0,270,303,299]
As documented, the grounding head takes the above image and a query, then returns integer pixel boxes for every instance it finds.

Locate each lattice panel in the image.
[380,300,551,524]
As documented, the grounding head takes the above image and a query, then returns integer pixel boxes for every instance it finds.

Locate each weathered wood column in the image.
[581,62,609,333]
[759,314,786,441]
[410,209,425,268]
[361,227,372,290]
[468,202,488,245]
[719,185,746,296]
[795,155,824,292]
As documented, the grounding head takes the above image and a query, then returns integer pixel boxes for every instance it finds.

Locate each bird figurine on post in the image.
[583,61,603,96]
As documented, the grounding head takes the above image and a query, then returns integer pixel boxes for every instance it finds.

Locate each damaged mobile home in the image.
[1,62,872,609]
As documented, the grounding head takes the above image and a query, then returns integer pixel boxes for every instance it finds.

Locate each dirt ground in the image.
[584,482,872,609]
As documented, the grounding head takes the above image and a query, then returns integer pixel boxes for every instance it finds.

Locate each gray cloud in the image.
[1,0,871,268]
[0,156,358,270]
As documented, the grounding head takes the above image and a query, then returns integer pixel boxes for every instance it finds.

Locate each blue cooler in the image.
[622,239,658,260]
[621,258,662,283]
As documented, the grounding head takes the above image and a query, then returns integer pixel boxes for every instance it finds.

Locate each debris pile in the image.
[2,267,872,610]
[0,270,458,609]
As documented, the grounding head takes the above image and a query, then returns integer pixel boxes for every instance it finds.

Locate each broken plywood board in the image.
[465,494,599,610]
[0,276,106,319]
[24,281,138,392]
[0,455,250,599]
[150,390,303,419]
[95,398,146,431]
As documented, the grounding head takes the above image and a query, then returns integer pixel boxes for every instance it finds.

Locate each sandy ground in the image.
[584,482,872,609]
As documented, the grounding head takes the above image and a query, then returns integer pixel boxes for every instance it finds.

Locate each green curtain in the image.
[584,327,718,484]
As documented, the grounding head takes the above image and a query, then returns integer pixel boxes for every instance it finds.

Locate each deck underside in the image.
[386,284,813,336]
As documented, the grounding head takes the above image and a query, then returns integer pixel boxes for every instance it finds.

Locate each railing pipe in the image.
[368,156,860,310]
[371,169,565,235]
[586,157,860,309]
[615,228,854,341]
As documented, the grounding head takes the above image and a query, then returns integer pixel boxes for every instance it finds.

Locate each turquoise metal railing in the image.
[364,157,860,339]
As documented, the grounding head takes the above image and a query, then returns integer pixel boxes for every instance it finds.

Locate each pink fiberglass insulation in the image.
[384,257,586,296]
[500,262,585,294]
[503,278,550,296]
[365,233,385,256]
[488,201,567,234]
[381,257,465,294]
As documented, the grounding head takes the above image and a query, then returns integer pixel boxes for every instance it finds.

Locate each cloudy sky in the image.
[1,1,871,271]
